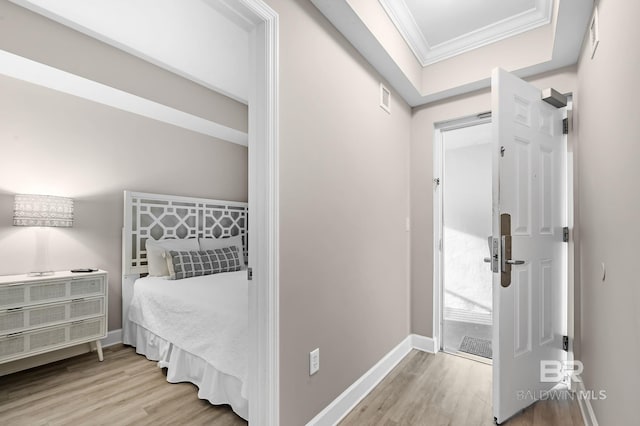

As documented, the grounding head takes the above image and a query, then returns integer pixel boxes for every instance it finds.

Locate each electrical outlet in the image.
[309,348,319,375]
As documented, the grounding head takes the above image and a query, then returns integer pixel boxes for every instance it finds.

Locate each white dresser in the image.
[0,270,108,365]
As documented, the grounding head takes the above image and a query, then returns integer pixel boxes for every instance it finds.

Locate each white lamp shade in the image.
[13,194,74,227]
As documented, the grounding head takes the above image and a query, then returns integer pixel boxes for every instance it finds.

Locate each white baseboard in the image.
[306,334,435,426]
[410,334,436,353]
[101,329,123,348]
[574,377,599,426]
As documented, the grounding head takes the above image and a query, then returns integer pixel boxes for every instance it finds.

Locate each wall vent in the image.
[380,83,391,113]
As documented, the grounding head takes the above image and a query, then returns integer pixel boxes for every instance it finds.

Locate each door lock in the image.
[500,213,526,287]
[483,236,499,273]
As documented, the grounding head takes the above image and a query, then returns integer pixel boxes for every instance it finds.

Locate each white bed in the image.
[121,191,249,420]
[124,272,248,419]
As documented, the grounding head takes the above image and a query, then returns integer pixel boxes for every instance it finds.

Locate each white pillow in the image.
[199,235,246,267]
[145,238,199,277]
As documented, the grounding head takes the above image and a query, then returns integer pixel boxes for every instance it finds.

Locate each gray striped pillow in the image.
[166,247,241,280]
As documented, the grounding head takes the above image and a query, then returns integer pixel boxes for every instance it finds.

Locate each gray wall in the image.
[0,1,248,332]
[575,0,640,423]
[268,1,412,424]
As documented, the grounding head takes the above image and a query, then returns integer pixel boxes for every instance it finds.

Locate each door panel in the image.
[514,266,531,357]
[513,137,531,235]
[492,68,567,423]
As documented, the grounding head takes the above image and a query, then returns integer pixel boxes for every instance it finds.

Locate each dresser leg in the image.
[95,340,104,362]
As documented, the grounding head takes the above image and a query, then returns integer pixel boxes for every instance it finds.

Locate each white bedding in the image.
[128,271,248,417]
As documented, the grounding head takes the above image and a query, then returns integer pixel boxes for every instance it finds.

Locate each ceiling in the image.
[9,0,592,108]
[381,0,553,65]
[10,0,250,104]
[312,0,593,106]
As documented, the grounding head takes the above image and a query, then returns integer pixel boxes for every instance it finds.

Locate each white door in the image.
[492,68,567,424]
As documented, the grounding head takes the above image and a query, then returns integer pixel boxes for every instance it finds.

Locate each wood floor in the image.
[341,350,584,426]
[0,344,246,426]
[1,346,584,425]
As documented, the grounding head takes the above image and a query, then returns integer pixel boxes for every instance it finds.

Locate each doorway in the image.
[436,118,493,362]
[432,71,573,423]
[5,1,280,424]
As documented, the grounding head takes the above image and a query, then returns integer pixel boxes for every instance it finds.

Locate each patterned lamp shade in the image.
[13,194,74,227]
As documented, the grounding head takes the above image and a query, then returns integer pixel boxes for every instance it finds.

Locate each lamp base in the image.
[28,271,54,277]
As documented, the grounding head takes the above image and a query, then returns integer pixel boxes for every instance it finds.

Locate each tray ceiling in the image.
[380,0,553,66]
[312,0,593,106]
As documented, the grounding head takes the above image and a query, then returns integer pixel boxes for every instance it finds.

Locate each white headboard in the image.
[122,191,248,276]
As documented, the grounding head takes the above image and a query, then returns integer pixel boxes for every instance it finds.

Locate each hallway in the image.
[340,350,583,425]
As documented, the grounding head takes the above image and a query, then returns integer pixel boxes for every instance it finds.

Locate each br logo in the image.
[540,360,583,383]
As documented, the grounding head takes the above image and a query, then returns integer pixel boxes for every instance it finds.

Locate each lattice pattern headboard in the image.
[123,191,248,276]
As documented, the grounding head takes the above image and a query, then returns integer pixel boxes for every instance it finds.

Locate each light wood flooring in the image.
[0,344,246,426]
[1,346,584,425]
[341,350,584,426]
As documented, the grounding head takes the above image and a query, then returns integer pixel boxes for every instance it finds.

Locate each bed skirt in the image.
[123,322,248,420]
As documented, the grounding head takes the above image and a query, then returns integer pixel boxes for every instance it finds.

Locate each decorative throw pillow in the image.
[198,235,246,268]
[166,247,241,280]
[145,238,199,277]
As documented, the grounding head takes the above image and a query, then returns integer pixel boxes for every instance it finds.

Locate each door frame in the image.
[4,0,280,423]
[433,114,492,353]
[201,2,280,423]
[237,1,280,424]
[432,98,577,402]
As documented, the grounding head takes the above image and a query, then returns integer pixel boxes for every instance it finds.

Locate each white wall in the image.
[443,125,492,319]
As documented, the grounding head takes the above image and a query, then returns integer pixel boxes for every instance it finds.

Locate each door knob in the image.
[505,259,525,265]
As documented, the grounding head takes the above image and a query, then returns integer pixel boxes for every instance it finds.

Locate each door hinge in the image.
[563,227,569,243]
[247,267,253,281]
[563,335,569,352]
[562,118,569,135]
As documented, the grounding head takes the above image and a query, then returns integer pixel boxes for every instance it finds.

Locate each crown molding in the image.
[379,0,553,66]
[313,0,590,107]
[378,0,430,67]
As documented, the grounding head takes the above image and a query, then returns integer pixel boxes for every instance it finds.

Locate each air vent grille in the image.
[380,83,391,113]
